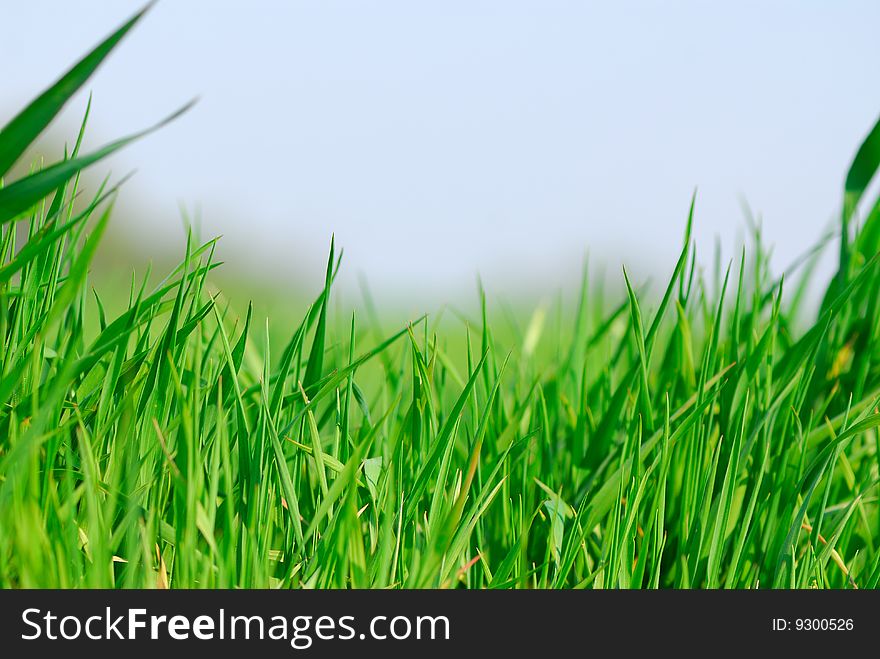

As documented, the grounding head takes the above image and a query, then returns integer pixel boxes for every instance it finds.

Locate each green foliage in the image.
[1,6,880,589]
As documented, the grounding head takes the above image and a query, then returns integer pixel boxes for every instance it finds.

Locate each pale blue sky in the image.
[4,1,880,302]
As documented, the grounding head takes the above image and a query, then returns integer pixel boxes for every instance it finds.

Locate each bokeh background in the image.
[4,1,880,314]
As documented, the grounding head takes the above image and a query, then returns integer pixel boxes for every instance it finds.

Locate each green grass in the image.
[2,6,880,589]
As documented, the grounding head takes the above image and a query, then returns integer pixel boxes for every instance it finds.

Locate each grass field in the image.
[2,6,880,589]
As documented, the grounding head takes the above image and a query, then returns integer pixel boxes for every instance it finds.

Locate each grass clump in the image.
[2,6,880,589]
